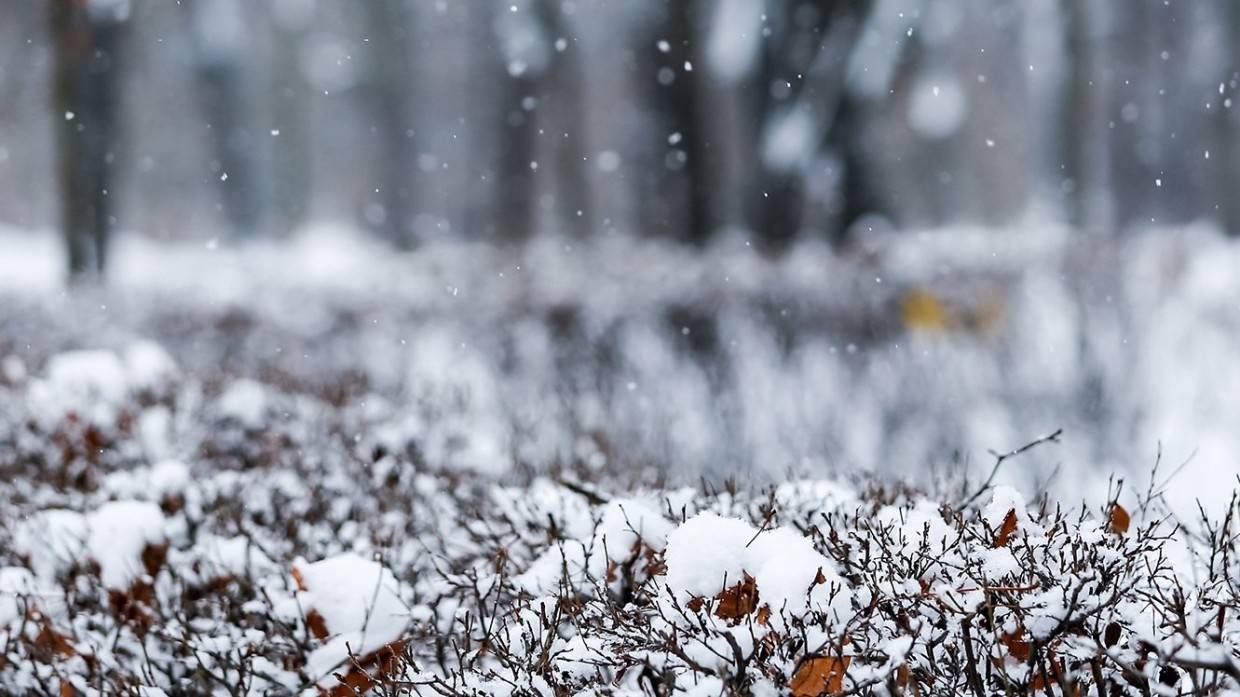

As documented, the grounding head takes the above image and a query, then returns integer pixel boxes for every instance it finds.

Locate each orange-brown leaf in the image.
[994,509,1018,548]
[306,609,330,641]
[714,573,760,622]
[999,629,1031,662]
[34,621,76,660]
[756,604,772,626]
[1109,503,1130,535]
[790,656,851,696]
[291,566,308,592]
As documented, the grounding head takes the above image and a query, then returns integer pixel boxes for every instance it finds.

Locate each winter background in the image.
[2,0,1239,517]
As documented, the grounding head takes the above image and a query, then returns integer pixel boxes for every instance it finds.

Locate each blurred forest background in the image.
[3,0,1240,508]
[4,0,1238,259]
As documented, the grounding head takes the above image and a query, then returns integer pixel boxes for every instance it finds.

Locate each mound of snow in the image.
[28,350,129,424]
[86,501,167,589]
[0,567,39,625]
[662,511,852,628]
[123,340,178,392]
[26,342,178,425]
[215,379,269,429]
[292,553,410,682]
[105,459,190,501]
[15,509,89,580]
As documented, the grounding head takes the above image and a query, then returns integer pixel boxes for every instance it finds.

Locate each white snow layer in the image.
[292,553,410,682]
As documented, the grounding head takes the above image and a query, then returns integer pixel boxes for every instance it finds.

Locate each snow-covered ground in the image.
[1,222,1236,515]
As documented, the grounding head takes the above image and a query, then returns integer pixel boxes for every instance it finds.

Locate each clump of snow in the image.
[292,553,410,681]
[662,512,755,598]
[215,378,268,429]
[24,341,179,427]
[137,405,174,461]
[86,501,167,589]
[662,511,852,628]
[123,340,178,393]
[197,535,276,581]
[104,459,191,504]
[1,355,25,384]
[0,567,39,625]
[28,350,129,424]
[590,497,675,575]
[15,509,89,580]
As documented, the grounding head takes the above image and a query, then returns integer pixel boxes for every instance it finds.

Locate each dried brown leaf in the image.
[1109,503,1130,535]
[714,573,760,622]
[994,509,1018,548]
[790,656,850,696]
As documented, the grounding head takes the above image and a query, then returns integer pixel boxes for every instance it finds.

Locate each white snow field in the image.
[1,221,1236,511]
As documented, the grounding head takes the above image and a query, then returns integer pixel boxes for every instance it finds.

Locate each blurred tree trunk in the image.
[749,0,875,247]
[642,0,713,244]
[491,0,594,242]
[536,0,593,237]
[1106,0,1160,232]
[496,65,537,242]
[362,0,416,249]
[1059,0,1095,230]
[1217,0,1240,236]
[51,0,128,279]
[189,0,260,238]
[268,2,313,235]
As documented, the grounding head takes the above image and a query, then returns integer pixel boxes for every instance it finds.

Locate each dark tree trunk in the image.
[748,0,876,248]
[536,0,593,237]
[51,0,127,279]
[643,0,713,244]
[491,0,594,242]
[1059,0,1107,231]
[189,0,260,238]
[497,71,538,242]
[362,0,416,249]
[269,4,312,235]
[1217,0,1240,236]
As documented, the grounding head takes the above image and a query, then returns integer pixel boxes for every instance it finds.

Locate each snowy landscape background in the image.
[4,1,1240,695]
[3,0,1239,512]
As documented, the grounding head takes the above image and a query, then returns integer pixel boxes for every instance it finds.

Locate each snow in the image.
[292,553,410,681]
[15,509,89,581]
[590,498,674,574]
[1,221,1240,518]
[123,340,178,392]
[662,512,754,599]
[104,459,190,501]
[0,567,38,626]
[86,500,167,589]
[15,500,166,593]
[29,349,129,424]
[662,512,852,629]
[215,378,268,429]
[494,0,551,78]
[137,406,175,460]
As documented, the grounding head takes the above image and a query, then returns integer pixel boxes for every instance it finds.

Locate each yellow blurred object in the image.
[901,289,949,332]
